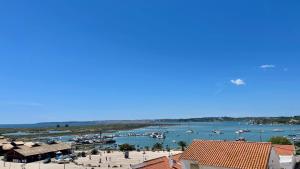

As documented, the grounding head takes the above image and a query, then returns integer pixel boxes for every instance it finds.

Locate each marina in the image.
[36,122,300,149]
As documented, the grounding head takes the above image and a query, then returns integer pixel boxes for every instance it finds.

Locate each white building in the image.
[273,145,296,169]
[180,140,281,169]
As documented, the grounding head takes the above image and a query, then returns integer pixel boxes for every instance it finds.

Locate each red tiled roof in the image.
[180,140,272,169]
[132,154,182,169]
[172,154,182,169]
[273,144,295,156]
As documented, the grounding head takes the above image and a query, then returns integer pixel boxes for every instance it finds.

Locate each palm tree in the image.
[177,141,187,151]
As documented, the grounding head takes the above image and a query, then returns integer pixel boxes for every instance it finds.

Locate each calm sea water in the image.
[114,122,299,149]
[46,122,300,149]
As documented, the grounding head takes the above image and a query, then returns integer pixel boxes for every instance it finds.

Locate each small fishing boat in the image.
[236,137,246,141]
[235,129,250,134]
[186,130,194,134]
[272,129,284,132]
[150,132,165,139]
[212,130,223,134]
[243,129,251,132]
[235,130,244,134]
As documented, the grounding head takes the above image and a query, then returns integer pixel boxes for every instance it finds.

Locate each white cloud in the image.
[260,64,275,69]
[230,79,245,86]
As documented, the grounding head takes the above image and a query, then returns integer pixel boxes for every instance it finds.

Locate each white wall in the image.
[278,155,296,169]
[269,148,281,169]
[182,160,231,169]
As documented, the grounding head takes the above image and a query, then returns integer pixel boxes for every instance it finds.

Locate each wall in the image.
[268,148,281,169]
[278,155,296,169]
[182,160,230,169]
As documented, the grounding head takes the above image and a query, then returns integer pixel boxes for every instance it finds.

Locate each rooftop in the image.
[273,144,295,156]
[14,142,71,157]
[180,140,272,169]
[131,153,182,169]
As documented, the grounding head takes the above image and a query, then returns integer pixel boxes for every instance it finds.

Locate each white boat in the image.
[272,129,284,132]
[235,130,244,134]
[212,130,223,134]
[186,130,194,133]
[156,134,165,139]
[150,132,165,139]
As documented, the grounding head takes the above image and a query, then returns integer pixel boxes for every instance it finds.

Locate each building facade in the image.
[6,142,71,163]
[273,145,296,169]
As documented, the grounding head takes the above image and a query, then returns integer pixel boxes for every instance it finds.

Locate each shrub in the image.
[269,136,292,145]
[91,148,99,155]
[119,144,136,151]
[152,143,163,151]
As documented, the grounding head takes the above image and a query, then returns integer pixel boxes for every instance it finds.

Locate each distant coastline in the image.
[1,116,299,128]
[158,116,300,125]
[1,116,299,140]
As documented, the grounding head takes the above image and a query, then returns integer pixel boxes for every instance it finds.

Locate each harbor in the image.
[14,122,300,150]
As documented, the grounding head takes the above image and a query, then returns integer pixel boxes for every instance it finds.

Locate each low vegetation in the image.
[0,123,154,140]
[159,116,300,125]
[119,144,136,151]
[152,143,163,151]
[268,136,292,145]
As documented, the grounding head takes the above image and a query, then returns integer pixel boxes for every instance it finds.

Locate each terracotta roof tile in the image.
[132,153,182,169]
[273,144,295,156]
[180,140,272,169]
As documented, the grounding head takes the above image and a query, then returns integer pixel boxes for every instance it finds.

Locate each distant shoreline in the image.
[1,116,299,128]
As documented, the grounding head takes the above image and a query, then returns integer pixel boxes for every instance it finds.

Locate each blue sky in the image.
[0,1,300,123]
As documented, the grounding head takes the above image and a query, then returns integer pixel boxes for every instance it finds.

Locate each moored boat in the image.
[212,130,223,134]
[273,129,284,132]
[185,130,194,134]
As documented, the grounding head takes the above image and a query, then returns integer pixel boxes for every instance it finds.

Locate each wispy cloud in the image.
[230,79,245,86]
[260,64,275,69]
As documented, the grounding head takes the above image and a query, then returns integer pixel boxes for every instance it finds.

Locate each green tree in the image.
[269,136,292,145]
[178,141,187,151]
[119,144,136,151]
[81,151,86,157]
[56,124,60,128]
[152,143,163,151]
[91,148,99,155]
